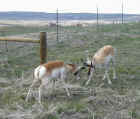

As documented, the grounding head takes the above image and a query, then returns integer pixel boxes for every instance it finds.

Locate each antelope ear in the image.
[74,71,78,76]
[83,62,89,67]
[81,66,86,70]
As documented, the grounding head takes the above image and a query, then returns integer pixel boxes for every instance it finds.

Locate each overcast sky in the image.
[0,0,140,14]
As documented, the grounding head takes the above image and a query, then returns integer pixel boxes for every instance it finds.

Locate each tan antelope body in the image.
[84,45,117,85]
[26,60,78,104]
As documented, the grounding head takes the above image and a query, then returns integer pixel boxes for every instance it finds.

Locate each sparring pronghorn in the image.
[26,60,84,104]
[81,45,117,85]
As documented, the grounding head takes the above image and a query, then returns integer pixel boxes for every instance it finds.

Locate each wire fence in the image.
[0,12,139,119]
[0,41,39,79]
[0,11,140,81]
[47,9,140,43]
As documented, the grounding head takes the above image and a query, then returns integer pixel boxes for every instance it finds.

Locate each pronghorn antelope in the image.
[26,60,84,104]
[79,45,117,85]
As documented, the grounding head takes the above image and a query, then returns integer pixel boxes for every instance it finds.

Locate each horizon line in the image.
[0,11,139,15]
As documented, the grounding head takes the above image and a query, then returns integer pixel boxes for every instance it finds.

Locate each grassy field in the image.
[0,22,140,119]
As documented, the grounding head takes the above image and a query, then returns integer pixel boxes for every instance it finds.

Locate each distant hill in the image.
[0,11,140,21]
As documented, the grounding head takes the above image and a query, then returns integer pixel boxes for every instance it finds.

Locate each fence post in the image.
[40,32,47,64]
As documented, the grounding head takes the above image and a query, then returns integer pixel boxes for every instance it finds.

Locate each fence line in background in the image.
[0,37,40,43]
[0,32,47,64]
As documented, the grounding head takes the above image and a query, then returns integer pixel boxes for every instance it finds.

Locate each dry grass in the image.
[0,21,140,119]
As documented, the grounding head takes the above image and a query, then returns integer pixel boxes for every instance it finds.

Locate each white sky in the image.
[0,0,140,14]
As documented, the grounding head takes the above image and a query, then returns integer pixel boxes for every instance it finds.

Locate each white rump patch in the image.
[34,65,47,79]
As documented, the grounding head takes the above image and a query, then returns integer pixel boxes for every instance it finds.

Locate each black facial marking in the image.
[74,71,79,76]
[73,66,86,76]
[83,62,94,68]
[81,66,86,70]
